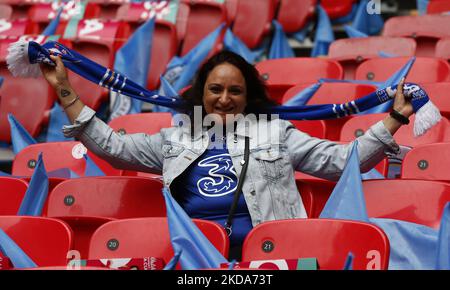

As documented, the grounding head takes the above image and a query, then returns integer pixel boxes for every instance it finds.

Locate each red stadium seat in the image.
[225,0,239,24]
[0,4,13,20]
[179,0,226,56]
[0,18,38,37]
[232,0,277,49]
[276,0,316,34]
[340,113,450,147]
[91,0,124,20]
[88,217,230,264]
[321,0,355,19]
[289,120,327,139]
[401,142,450,181]
[0,177,28,215]
[421,82,450,120]
[383,15,450,56]
[355,57,450,83]
[3,0,35,20]
[427,0,450,14]
[108,112,172,135]
[12,141,121,177]
[283,82,377,140]
[329,37,417,79]
[256,58,344,103]
[64,19,130,110]
[28,2,101,32]
[242,219,389,270]
[435,37,450,61]
[47,177,165,219]
[0,216,72,267]
[0,36,54,143]
[363,179,450,229]
[46,176,165,258]
[296,178,335,218]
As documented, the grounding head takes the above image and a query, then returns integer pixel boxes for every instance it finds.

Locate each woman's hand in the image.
[392,78,414,118]
[39,55,70,89]
[382,78,414,136]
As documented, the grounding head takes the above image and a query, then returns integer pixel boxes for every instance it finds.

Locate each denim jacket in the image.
[63,106,400,227]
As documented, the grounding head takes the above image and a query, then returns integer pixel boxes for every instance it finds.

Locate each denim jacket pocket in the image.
[253,148,285,180]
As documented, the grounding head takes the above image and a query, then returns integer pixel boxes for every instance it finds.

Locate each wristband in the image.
[390,110,410,125]
[63,95,80,110]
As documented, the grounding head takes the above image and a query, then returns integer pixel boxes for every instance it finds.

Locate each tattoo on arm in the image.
[60,89,71,98]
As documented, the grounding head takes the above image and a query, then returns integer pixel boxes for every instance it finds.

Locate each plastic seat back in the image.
[0,177,28,215]
[0,4,13,20]
[256,58,344,102]
[321,0,355,19]
[427,0,450,14]
[329,37,416,79]
[363,179,450,228]
[276,0,315,34]
[0,216,72,267]
[435,37,450,61]
[0,19,38,37]
[108,112,173,135]
[242,219,389,270]
[421,82,450,120]
[383,15,450,56]
[232,0,277,49]
[340,113,450,147]
[180,0,226,56]
[12,141,120,177]
[355,57,450,83]
[47,177,165,218]
[88,217,229,263]
[401,142,450,181]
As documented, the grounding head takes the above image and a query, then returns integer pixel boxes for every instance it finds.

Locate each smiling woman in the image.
[39,49,413,261]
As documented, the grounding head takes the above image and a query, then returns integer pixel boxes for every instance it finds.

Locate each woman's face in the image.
[203,62,247,123]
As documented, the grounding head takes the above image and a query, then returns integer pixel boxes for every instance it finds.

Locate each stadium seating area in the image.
[1,0,450,271]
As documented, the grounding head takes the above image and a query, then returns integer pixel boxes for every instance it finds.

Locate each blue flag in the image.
[417,0,430,15]
[223,28,257,64]
[8,114,37,155]
[319,142,448,269]
[47,168,79,179]
[344,25,368,38]
[0,229,37,269]
[17,152,49,216]
[83,154,105,177]
[0,76,3,88]
[162,187,228,270]
[42,7,63,36]
[110,17,155,120]
[268,20,295,59]
[436,203,450,269]
[46,102,74,142]
[153,23,224,113]
[361,168,385,180]
[311,5,335,57]
[283,83,322,106]
[352,0,384,36]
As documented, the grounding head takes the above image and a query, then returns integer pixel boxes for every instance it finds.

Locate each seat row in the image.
[0,214,391,270]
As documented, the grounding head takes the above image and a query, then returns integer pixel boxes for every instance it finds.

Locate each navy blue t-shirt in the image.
[172,136,253,246]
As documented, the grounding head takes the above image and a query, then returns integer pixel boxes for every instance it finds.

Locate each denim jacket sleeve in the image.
[284,120,400,181]
[62,106,165,174]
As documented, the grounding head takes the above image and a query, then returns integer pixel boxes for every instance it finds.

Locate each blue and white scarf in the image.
[7,40,442,137]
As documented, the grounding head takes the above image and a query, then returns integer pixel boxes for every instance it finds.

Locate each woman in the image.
[40,51,412,258]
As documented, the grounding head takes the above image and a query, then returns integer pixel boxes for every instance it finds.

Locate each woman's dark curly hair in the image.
[181,50,277,117]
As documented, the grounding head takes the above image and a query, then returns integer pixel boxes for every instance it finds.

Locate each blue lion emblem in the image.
[196,154,237,197]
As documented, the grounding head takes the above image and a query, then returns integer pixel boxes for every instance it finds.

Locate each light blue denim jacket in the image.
[63,106,400,227]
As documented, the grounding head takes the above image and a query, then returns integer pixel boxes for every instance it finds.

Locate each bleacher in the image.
[1,0,450,271]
